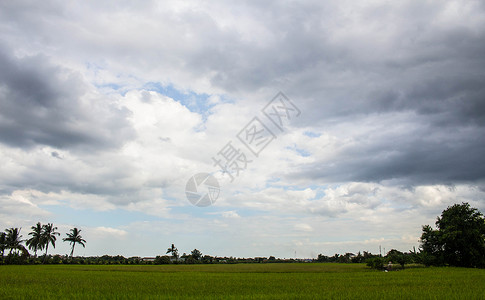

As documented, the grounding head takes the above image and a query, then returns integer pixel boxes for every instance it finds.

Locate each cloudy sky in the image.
[1,0,484,258]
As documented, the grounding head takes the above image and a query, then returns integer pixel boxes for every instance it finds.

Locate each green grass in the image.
[1,263,484,299]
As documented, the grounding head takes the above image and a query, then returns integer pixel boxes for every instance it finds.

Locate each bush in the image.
[366,257,385,270]
[416,252,442,267]
[154,255,172,264]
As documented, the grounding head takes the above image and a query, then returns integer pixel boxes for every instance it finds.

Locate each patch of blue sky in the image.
[313,186,328,199]
[39,204,159,228]
[285,144,311,157]
[304,131,321,138]
[265,177,281,186]
[261,180,330,197]
[86,62,132,96]
[143,82,233,121]
[295,147,311,157]
[170,201,267,218]
[96,82,123,91]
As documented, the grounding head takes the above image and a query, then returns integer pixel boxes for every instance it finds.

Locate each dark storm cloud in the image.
[189,1,485,125]
[291,124,485,185]
[0,48,134,151]
[0,45,138,200]
[229,1,485,186]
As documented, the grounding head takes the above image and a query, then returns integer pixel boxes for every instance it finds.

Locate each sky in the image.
[1,0,485,259]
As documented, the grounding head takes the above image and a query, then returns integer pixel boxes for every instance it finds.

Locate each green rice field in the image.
[1,263,484,299]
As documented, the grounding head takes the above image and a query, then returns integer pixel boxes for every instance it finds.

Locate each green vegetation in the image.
[1,203,484,298]
[166,243,179,261]
[2,203,484,269]
[63,228,86,258]
[420,203,485,267]
[1,263,484,299]
[1,223,85,265]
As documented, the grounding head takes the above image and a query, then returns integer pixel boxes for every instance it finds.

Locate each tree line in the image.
[360,202,485,269]
[1,203,484,268]
[0,222,85,265]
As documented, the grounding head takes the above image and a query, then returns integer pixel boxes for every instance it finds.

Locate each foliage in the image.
[41,223,60,263]
[63,227,86,258]
[317,251,380,264]
[166,243,179,260]
[26,222,44,257]
[0,223,90,265]
[420,203,485,267]
[191,248,202,261]
[366,257,385,270]
[0,232,6,258]
[5,227,23,256]
[386,249,409,269]
[154,255,172,264]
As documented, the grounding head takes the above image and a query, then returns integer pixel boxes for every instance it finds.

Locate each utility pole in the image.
[379,245,381,257]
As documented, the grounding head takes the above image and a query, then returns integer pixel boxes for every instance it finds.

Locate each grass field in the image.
[1,263,484,299]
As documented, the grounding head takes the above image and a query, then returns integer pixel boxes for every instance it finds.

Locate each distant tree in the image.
[154,255,172,264]
[407,247,419,264]
[419,225,443,266]
[191,249,202,261]
[337,253,354,263]
[166,244,178,261]
[26,222,44,258]
[420,203,485,267]
[202,255,214,264]
[5,228,23,255]
[362,251,376,260]
[317,254,329,262]
[42,223,60,263]
[180,253,188,263]
[386,249,408,269]
[18,245,30,260]
[351,252,365,263]
[366,257,385,270]
[63,228,86,258]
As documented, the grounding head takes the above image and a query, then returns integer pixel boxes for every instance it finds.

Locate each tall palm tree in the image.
[0,232,6,258]
[63,228,86,258]
[42,223,59,263]
[5,228,23,255]
[166,243,178,261]
[26,222,44,258]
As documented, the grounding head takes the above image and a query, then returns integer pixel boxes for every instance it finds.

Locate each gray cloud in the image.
[0,48,134,151]
[0,0,483,190]
[51,151,62,159]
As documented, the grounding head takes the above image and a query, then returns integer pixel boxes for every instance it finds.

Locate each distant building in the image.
[169,256,185,262]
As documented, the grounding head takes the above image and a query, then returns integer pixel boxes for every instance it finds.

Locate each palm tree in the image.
[166,243,179,261]
[63,228,86,258]
[41,223,59,263]
[5,228,23,255]
[0,232,6,258]
[26,222,44,258]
